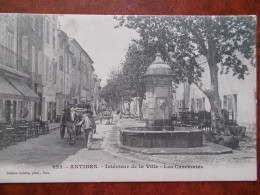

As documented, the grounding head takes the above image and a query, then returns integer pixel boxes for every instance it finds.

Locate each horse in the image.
[66,108,77,145]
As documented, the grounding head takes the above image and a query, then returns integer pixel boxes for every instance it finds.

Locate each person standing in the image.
[77,111,92,150]
[60,110,67,139]
[99,111,102,124]
[88,111,96,134]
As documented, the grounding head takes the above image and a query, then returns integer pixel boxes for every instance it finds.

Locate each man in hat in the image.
[60,109,67,139]
[88,110,96,134]
[77,110,92,150]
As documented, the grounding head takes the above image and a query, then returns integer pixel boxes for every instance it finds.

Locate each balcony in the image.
[0,43,17,69]
[0,43,30,74]
[0,44,29,78]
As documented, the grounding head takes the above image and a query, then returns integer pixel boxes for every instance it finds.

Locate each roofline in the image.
[58,29,69,40]
[91,64,95,71]
[71,38,94,64]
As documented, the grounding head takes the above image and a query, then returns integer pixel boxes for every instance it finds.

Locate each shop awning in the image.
[6,77,40,102]
[0,76,23,100]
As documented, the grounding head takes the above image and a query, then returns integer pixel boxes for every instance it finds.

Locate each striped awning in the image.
[6,77,40,102]
[0,76,23,100]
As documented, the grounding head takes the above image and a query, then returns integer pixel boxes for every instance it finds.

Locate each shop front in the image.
[0,76,23,123]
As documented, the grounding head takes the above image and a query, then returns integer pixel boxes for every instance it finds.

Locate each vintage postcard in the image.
[0,14,256,182]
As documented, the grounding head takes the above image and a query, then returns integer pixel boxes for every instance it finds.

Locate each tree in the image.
[121,42,152,119]
[101,67,133,112]
[115,15,256,133]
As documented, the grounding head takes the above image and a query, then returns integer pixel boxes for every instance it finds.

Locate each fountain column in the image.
[120,52,203,148]
[143,53,174,131]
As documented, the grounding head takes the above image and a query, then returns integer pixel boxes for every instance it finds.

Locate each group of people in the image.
[60,107,96,150]
[99,110,121,125]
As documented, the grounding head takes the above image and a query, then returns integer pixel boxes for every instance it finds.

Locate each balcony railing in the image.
[0,43,30,74]
[0,43,17,69]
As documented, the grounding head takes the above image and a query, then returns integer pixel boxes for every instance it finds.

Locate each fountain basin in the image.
[120,128,203,148]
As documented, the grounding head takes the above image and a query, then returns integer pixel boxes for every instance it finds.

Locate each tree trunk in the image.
[138,97,143,120]
[203,19,226,134]
[127,101,131,116]
[120,97,123,114]
[207,92,225,134]
[206,49,225,134]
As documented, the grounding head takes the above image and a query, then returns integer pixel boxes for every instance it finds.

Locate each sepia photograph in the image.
[0,14,256,182]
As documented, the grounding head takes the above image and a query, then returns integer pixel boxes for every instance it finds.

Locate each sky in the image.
[59,15,139,86]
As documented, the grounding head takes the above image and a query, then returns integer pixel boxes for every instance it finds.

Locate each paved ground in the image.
[0,118,256,169]
[112,119,256,168]
[0,120,150,168]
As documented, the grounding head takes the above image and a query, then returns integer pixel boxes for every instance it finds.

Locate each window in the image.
[38,18,41,37]
[72,56,76,66]
[7,32,14,51]
[46,20,50,44]
[31,45,35,73]
[0,21,5,45]
[223,95,227,109]
[67,55,70,73]
[12,100,17,119]
[223,94,237,122]
[0,100,3,120]
[31,15,35,31]
[197,99,200,111]
[59,40,63,49]
[22,35,28,59]
[227,95,233,111]
[59,56,63,71]
[45,56,49,82]
[38,51,43,75]
[191,98,195,112]
[52,27,55,49]
[53,61,57,84]
[7,32,14,67]
[61,77,63,92]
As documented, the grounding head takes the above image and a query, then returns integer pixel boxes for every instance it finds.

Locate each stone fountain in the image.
[120,53,203,148]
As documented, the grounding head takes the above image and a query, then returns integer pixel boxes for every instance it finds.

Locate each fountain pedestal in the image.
[120,53,203,148]
[143,53,174,131]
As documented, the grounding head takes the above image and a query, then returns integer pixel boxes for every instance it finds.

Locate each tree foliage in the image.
[114,15,256,133]
[101,41,153,117]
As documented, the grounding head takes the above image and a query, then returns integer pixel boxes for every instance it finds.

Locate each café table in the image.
[19,125,30,139]
[5,127,17,144]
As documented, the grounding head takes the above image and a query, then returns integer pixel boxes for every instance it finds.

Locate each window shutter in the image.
[31,45,35,73]
[22,35,28,59]
[38,51,43,75]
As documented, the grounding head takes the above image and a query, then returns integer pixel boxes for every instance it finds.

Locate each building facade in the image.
[0,14,99,123]
[0,13,40,123]
[42,15,58,121]
[17,14,44,120]
[174,58,256,130]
